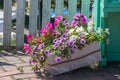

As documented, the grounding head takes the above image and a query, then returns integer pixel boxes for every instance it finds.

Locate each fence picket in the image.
[3,0,12,50]
[42,0,51,27]
[16,0,26,50]
[2,0,92,50]
[55,0,64,16]
[81,0,90,18]
[29,0,38,35]
[68,0,77,22]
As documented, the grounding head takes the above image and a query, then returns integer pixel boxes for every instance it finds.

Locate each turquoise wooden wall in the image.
[94,0,120,66]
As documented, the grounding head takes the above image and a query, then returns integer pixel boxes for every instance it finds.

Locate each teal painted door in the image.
[105,12,120,61]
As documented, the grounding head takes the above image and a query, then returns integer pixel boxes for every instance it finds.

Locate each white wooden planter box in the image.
[44,41,101,76]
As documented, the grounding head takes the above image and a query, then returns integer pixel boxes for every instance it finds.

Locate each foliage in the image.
[23,13,109,72]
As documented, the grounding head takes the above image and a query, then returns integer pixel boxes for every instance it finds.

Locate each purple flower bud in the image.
[66,41,70,46]
[70,49,75,54]
[39,43,45,49]
[57,40,62,45]
[60,46,64,51]
[32,52,38,55]
[69,41,74,46]
[44,49,50,55]
[72,45,78,49]
[39,56,45,60]
[32,45,37,50]
[53,44,57,49]
[79,33,85,38]
[65,29,69,33]
[63,20,69,26]
[80,39,86,44]
[53,39,57,43]
[55,57,61,62]
[32,59,37,63]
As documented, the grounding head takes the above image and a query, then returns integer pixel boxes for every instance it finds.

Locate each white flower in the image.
[83,32,89,35]
[97,27,102,34]
[88,21,94,27]
[69,35,78,41]
[105,28,110,35]
[76,26,84,33]
[87,26,93,32]
[68,28,75,34]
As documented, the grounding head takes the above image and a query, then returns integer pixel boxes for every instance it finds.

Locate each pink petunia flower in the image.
[54,19,59,26]
[27,34,33,42]
[70,20,78,27]
[40,27,47,36]
[55,16,63,21]
[46,22,53,28]
[37,38,41,44]
[81,15,88,24]
[23,44,31,54]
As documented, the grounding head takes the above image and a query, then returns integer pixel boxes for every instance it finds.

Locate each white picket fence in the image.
[3,0,91,50]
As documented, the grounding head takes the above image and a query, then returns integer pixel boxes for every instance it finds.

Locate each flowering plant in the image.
[24,13,109,72]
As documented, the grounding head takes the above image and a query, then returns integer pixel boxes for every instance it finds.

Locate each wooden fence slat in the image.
[42,0,51,27]
[55,0,64,16]
[81,0,90,18]
[29,0,38,35]
[16,0,26,50]
[68,0,77,22]
[3,0,12,50]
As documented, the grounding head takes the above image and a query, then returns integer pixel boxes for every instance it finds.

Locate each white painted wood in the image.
[42,0,51,27]
[45,51,101,76]
[47,41,100,65]
[16,0,26,50]
[68,0,77,22]
[81,0,90,18]
[29,0,38,35]
[55,0,64,16]
[3,0,12,50]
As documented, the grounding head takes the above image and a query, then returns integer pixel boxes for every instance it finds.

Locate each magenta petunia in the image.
[74,13,81,20]
[45,22,53,28]
[27,34,33,42]
[54,19,59,26]
[40,27,47,36]
[23,44,31,54]
[55,16,63,21]
[81,15,88,24]
[70,20,78,27]
[37,38,41,44]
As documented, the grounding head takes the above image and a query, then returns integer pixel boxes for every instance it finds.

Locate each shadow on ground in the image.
[36,62,120,80]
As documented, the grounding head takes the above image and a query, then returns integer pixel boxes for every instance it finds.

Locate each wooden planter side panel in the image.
[47,41,100,65]
[44,51,101,76]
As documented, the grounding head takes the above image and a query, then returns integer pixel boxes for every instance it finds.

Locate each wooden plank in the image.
[55,0,64,16]
[3,0,12,50]
[29,0,38,35]
[16,0,26,50]
[42,0,51,27]
[68,0,77,22]
[81,0,90,18]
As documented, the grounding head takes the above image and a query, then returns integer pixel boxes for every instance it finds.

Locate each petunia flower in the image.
[80,38,86,44]
[27,34,33,42]
[70,20,78,27]
[39,56,45,60]
[81,15,88,24]
[55,57,61,62]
